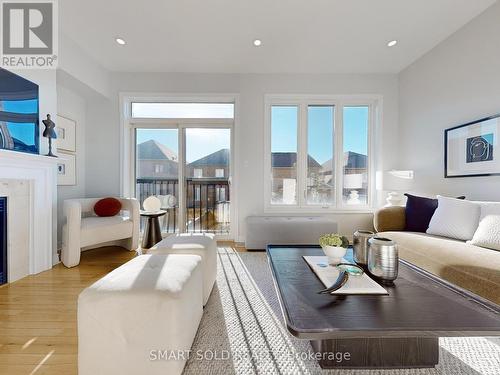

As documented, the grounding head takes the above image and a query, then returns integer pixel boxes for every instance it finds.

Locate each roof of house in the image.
[321,151,367,172]
[271,152,321,168]
[137,140,178,161]
[188,148,229,167]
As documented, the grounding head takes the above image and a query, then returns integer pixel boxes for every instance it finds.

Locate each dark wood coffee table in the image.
[267,245,500,369]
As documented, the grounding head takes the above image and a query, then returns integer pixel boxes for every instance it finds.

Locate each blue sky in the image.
[271,106,368,164]
[135,106,367,165]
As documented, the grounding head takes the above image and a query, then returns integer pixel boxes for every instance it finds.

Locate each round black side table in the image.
[140,210,167,249]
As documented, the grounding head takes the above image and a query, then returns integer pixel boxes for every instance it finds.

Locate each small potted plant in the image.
[319,233,350,265]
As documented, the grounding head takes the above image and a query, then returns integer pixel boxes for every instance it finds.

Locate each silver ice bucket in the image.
[368,237,398,285]
[352,230,374,266]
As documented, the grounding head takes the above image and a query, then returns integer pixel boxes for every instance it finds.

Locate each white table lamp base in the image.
[385,191,403,206]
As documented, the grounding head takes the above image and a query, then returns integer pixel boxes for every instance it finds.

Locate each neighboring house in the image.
[271,152,321,179]
[137,140,178,179]
[320,151,368,183]
[136,143,231,209]
[271,152,322,203]
[186,148,230,179]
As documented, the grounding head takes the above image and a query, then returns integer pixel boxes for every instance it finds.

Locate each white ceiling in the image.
[59,0,497,74]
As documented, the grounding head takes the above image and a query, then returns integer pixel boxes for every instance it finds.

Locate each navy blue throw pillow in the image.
[404,194,465,232]
[404,194,438,232]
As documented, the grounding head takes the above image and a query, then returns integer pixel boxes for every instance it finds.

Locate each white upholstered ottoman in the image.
[78,254,203,375]
[148,233,217,305]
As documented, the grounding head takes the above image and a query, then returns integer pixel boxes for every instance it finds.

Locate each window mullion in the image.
[335,104,344,209]
[298,103,308,208]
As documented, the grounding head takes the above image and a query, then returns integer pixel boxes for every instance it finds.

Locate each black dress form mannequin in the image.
[42,114,57,157]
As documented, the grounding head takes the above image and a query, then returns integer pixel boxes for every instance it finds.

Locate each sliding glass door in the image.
[134,125,232,236]
[185,128,231,235]
[135,128,179,233]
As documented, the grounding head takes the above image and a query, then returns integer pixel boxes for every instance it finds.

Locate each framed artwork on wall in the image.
[57,151,76,186]
[56,115,76,152]
[445,114,500,178]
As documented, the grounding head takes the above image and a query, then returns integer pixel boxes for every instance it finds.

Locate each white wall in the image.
[399,2,500,200]
[59,34,111,98]
[56,85,86,247]
[85,72,399,241]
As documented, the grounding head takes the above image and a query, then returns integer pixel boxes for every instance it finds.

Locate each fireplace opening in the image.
[0,197,6,285]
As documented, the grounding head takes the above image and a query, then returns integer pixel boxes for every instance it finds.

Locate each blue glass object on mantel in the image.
[0,67,40,155]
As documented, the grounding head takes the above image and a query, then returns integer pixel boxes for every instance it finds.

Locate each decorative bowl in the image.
[321,245,347,265]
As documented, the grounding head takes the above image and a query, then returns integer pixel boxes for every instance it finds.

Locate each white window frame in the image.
[119,93,239,240]
[264,94,380,213]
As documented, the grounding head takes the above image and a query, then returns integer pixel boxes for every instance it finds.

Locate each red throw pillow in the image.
[94,198,122,217]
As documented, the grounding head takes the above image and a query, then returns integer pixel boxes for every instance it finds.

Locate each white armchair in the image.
[61,197,140,268]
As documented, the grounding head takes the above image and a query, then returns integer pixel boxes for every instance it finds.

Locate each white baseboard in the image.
[53,251,61,266]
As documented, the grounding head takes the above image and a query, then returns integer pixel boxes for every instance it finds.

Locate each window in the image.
[343,106,369,205]
[154,164,164,174]
[193,169,203,178]
[266,96,374,210]
[271,106,298,205]
[131,102,234,119]
[215,168,224,178]
[307,106,334,205]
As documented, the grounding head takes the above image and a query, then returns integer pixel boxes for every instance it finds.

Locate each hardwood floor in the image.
[0,242,242,374]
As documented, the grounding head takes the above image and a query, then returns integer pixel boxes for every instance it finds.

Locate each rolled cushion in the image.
[468,215,500,251]
[427,196,480,241]
[94,197,122,217]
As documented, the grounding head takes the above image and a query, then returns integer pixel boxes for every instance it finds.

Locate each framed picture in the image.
[56,115,76,152]
[445,114,500,178]
[57,151,76,186]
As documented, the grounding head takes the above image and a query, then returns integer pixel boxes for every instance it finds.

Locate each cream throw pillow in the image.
[426,196,480,241]
[468,215,500,251]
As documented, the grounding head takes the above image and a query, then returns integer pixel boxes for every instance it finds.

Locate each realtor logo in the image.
[1,0,58,68]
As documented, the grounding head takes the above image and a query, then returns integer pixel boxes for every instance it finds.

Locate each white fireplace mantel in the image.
[0,149,58,282]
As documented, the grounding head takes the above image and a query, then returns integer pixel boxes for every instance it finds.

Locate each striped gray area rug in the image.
[183,248,500,375]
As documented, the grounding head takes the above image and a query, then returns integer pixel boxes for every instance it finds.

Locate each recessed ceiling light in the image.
[253,39,262,47]
[115,38,126,45]
[387,40,398,47]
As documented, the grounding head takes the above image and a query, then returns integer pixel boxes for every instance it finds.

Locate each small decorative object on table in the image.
[352,230,374,266]
[319,233,349,265]
[42,114,57,157]
[141,196,166,249]
[367,237,398,285]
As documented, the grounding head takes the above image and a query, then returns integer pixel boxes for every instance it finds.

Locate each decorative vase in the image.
[321,245,347,265]
[353,230,375,266]
[367,237,398,285]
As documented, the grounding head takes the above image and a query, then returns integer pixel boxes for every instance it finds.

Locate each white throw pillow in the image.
[426,196,480,241]
[468,215,500,251]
